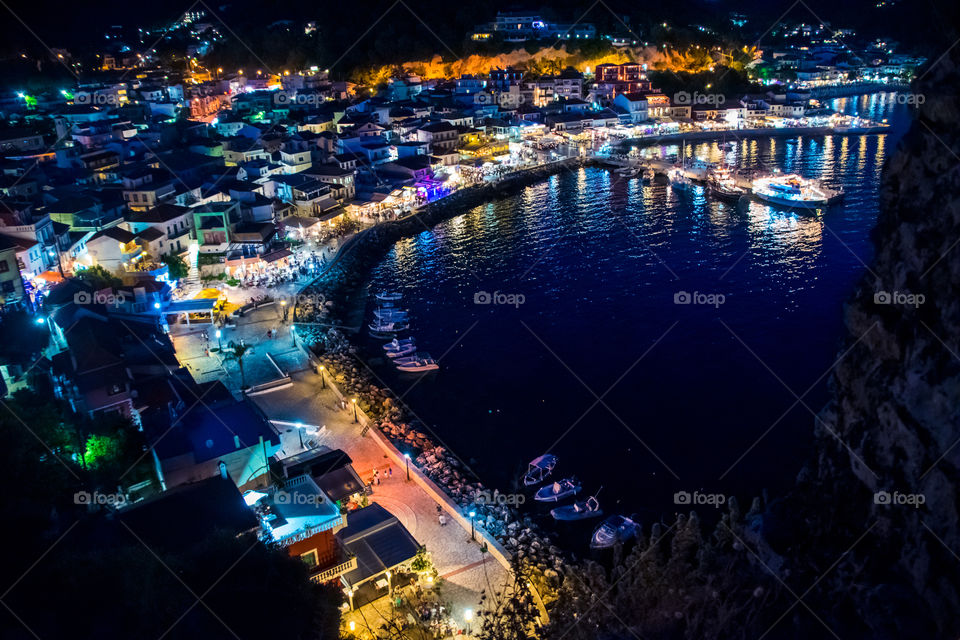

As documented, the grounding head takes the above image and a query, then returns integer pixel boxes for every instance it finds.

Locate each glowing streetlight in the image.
[468,510,476,541]
[319,364,326,388]
[351,397,358,423]
[216,329,222,351]
[404,452,411,480]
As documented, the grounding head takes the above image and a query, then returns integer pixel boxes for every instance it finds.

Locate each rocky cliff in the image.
[783,44,960,639]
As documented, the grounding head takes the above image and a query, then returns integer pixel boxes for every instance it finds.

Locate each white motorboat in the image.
[376,292,403,302]
[534,478,581,502]
[751,172,836,209]
[383,337,415,352]
[369,319,409,334]
[523,454,558,486]
[590,515,640,549]
[395,354,439,373]
[669,167,690,191]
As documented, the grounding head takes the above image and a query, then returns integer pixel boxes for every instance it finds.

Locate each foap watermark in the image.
[474,91,526,108]
[74,290,129,307]
[874,290,925,308]
[674,290,726,308]
[674,490,727,508]
[279,292,327,307]
[274,490,327,508]
[674,91,726,106]
[275,92,324,106]
[475,490,526,506]
[874,490,925,508]
[75,92,121,106]
[75,490,126,507]
[893,92,925,105]
[474,290,525,308]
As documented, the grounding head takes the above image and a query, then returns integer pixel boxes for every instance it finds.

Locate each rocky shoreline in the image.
[292,162,588,596]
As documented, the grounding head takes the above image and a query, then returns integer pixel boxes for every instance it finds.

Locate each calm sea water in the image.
[361,94,912,546]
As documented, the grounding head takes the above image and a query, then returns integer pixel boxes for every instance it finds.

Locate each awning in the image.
[165,298,218,313]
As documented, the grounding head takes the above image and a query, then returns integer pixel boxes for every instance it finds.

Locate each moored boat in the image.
[523,454,558,486]
[385,343,416,357]
[708,167,747,202]
[590,515,640,549]
[395,353,440,373]
[534,478,581,502]
[376,292,403,302]
[751,172,835,209]
[383,337,415,352]
[551,495,602,521]
[669,168,690,191]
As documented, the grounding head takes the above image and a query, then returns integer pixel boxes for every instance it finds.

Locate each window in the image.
[0,260,8,273]
[300,550,318,568]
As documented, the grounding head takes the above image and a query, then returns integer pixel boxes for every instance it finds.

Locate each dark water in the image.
[361,94,912,547]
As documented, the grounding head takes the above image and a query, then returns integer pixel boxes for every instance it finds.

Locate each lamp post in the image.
[297,421,304,449]
[280,298,288,322]
[464,608,473,635]
[404,453,410,480]
[469,511,476,541]
[351,398,358,423]
[319,365,326,388]
[216,329,222,351]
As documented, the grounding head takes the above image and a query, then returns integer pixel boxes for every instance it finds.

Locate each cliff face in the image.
[788,46,960,639]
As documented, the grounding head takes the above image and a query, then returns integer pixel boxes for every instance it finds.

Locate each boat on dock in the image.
[374,307,409,320]
[551,495,602,521]
[751,172,838,209]
[376,292,403,302]
[708,167,748,202]
[534,478,581,502]
[523,454,558,486]
[590,515,640,549]
[395,353,440,373]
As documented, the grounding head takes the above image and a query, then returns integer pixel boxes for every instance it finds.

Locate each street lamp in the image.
[280,298,288,322]
[319,365,326,388]
[464,608,473,634]
[216,329,222,351]
[351,398,358,423]
[469,511,476,541]
[297,421,304,449]
[404,452,410,480]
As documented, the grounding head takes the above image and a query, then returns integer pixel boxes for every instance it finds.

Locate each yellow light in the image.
[348,621,355,631]
[351,398,357,404]
[238,69,243,74]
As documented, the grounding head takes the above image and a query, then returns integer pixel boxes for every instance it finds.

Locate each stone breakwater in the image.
[293,162,586,595]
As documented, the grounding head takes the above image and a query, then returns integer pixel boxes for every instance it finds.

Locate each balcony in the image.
[310,554,357,583]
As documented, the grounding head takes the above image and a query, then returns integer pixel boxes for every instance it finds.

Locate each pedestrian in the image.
[438,513,446,526]
[387,466,392,478]
[204,348,209,357]
[374,469,380,486]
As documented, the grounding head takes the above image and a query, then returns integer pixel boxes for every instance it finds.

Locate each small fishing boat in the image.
[369,319,409,335]
[395,354,440,373]
[523,454,558,486]
[615,165,640,178]
[668,167,690,191]
[534,478,581,502]
[551,495,602,521]
[386,343,416,357]
[642,168,655,183]
[590,515,640,549]
[374,307,409,321]
[376,292,402,302]
[383,337,415,352]
[708,166,748,202]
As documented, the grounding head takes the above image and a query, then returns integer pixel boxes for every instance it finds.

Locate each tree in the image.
[225,340,253,389]
[477,554,539,640]
[75,264,122,290]
[162,253,190,280]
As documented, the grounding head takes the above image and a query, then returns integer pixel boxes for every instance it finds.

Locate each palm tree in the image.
[226,340,253,389]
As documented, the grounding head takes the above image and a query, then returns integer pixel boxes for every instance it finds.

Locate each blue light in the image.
[35,317,45,325]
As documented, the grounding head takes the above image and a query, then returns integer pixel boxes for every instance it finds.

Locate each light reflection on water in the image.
[362,98,911,539]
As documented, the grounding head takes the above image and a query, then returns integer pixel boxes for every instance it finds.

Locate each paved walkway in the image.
[171,305,309,394]
[252,370,508,636]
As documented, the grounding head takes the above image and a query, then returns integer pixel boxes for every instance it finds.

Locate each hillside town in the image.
[0,3,936,639]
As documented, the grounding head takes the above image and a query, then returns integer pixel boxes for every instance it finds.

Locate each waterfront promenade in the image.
[251,369,508,637]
